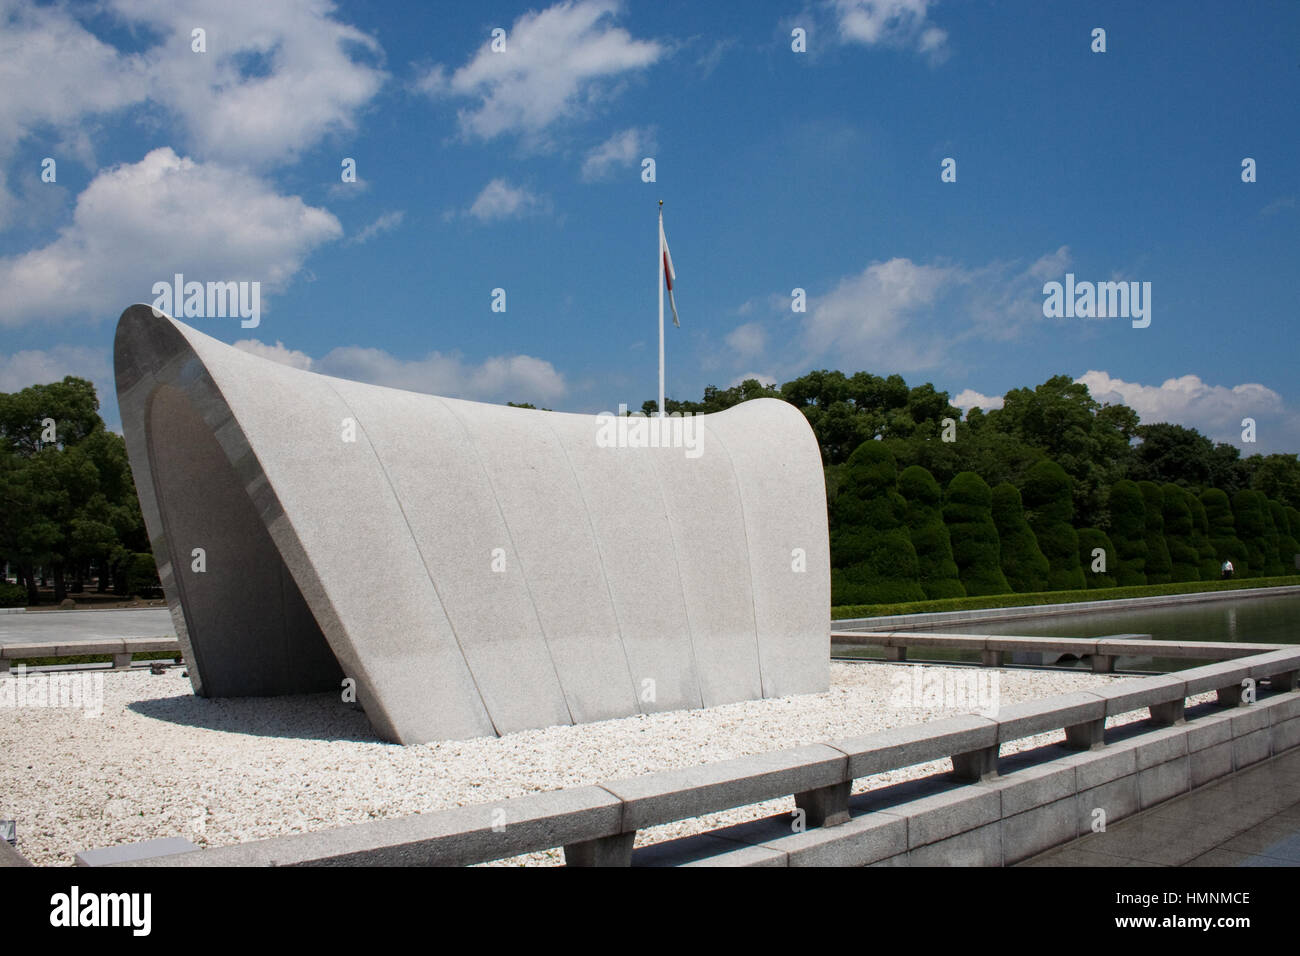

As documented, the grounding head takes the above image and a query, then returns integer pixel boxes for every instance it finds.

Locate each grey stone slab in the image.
[113,306,830,743]
[1271,716,1300,752]
[77,837,199,867]
[1002,797,1080,864]
[1063,745,1138,791]
[1138,757,1191,809]
[1077,775,1141,832]
[1266,693,1300,724]
[633,831,788,867]
[989,761,1077,817]
[1247,649,1300,681]
[994,691,1106,744]
[0,608,174,647]
[1189,741,1235,789]
[748,810,908,867]
[1095,673,1186,718]
[908,821,1002,866]
[117,785,622,866]
[1228,705,1271,737]
[602,744,847,831]
[1183,661,1253,697]
[831,714,998,778]
[1185,715,1234,752]
[902,785,1001,848]
[1233,729,1272,769]
[1131,725,1190,771]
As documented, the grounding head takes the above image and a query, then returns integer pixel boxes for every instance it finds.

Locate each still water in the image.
[833,592,1300,671]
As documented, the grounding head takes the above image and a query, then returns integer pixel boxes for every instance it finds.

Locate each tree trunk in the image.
[53,563,67,603]
[21,565,38,605]
[97,556,110,592]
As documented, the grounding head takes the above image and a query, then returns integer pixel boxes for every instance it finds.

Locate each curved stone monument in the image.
[114,305,830,743]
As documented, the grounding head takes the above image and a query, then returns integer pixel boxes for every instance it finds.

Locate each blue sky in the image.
[1,0,1297,452]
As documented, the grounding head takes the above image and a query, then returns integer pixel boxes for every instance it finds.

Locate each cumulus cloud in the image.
[800,257,957,371]
[1076,370,1292,450]
[952,388,1004,412]
[232,339,315,370]
[233,338,567,405]
[830,0,949,61]
[0,345,110,393]
[108,0,387,166]
[416,0,662,143]
[725,322,768,361]
[0,148,341,327]
[581,127,655,181]
[349,210,405,244]
[465,179,546,221]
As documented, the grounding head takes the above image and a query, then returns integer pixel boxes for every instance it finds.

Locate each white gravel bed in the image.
[0,662,1208,866]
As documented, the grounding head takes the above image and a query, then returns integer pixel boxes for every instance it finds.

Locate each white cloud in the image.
[0,148,341,327]
[1077,370,1292,450]
[107,0,387,166]
[233,338,567,405]
[581,127,655,181]
[800,257,957,371]
[0,345,110,393]
[831,0,949,61]
[417,0,662,143]
[318,347,567,404]
[349,210,405,244]
[466,179,545,221]
[952,388,1004,412]
[232,339,315,370]
[725,322,767,361]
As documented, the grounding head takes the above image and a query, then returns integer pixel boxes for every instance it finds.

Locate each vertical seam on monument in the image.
[433,396,576,727]
[642,441,706,709]
[322,381,501,737]
[701,418,767,697]
[540,415,640,712]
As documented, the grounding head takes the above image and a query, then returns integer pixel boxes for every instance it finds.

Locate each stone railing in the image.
[103,644,1300,868]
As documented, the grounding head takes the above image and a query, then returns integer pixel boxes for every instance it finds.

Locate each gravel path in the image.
[0,662,1192,866]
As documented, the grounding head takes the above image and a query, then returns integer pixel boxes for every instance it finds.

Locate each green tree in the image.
[897,465,965,599]
[1107,480,1148,586]
[1130,423,1214,487]
[1022,460,1086,591]
[990,482,1050,592]
[829,442,925,605]
[942,472,1011,596]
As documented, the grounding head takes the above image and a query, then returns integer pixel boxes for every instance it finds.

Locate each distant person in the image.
[1221,559,1234,580]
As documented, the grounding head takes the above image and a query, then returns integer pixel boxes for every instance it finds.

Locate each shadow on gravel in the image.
[128,692,383,743]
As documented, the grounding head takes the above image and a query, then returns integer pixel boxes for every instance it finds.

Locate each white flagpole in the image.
[658,199,665,419]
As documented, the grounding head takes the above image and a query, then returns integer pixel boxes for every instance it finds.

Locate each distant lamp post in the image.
[0,821,15,846]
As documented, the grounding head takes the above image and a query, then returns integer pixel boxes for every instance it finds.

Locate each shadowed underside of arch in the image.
[114,305,830,744]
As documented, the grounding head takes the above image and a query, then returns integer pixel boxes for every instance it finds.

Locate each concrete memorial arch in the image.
[114,305,830,743]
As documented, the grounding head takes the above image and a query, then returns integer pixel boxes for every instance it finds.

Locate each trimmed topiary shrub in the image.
[1076,528,1118,588]
[1137,482,1173,584]
[1233,489,1278,579]
[1186,493,1220,581]
[1161,484,1201,582]
[991,482,1050,593]
[1022,461,1086,591]
[829,441,925,605]
[1285,506,1300,573]
[1272,501,1300,577]
[898,465,966,600]
[1203,488,1249,576]
[1108,480,1148,586]
[943,472,1011,596]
